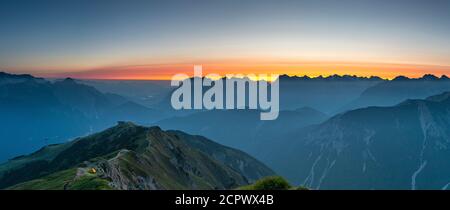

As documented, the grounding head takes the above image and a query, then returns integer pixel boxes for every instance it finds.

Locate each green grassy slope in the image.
[0,122,274,190]
[7,168,112,190]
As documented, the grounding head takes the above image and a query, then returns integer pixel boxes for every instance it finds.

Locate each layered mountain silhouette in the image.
[0,72,163,161]
[157,107,328,162]
[4,71,450,190]
[152,75,383,116]
[271,91,450,189]
[278,75,383,114]
[340,74,450,112]
[0,122,274,189]
[86,74,450,116]
[0,72,46,85]
[79,79,172,108]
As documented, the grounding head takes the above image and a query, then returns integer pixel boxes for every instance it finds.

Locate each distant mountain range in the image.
[270,91,450,189]
[157,107,329,163]
[79,79,172,108]
[0,72,46,85]
[340,74,450,112]
[77,73,450,115]
[278,74,384,81]
[0,72,163,161]
[4,71,450,189]
[278,74,450,114]
[151,74,384,115]
[0,122,274,189]
[278,75,382,114]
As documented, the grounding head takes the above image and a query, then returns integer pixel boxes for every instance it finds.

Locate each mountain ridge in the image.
[0,122,274,190]
[271,91,450,189]
[0,72,164,161]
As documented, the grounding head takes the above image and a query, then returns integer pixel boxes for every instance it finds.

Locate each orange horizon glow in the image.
[33,61,450,81]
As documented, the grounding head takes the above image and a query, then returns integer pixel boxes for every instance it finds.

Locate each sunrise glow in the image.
[1,1,450,80]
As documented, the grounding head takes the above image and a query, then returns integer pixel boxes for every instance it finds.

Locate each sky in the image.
[0,0,450,79]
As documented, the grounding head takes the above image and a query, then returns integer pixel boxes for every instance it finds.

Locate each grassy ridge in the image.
[1,122,274,190]
[7,168,112,190]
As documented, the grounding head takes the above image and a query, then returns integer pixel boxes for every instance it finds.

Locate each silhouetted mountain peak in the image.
[60,77,78,84]
[0,72,35,79]
[391,74,445,82]
[116,120,137,127]
[114,121,162,132]
[421,74,439,81]
[0,72,45,85]
[279,74,384,81]
[392,75,410,81]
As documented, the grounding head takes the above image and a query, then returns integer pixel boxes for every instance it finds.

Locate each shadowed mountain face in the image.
[157,108,329,166]
[79,80,173,108]
[152,75,383,116]
[0,73,163,161]
[278,75,383,114]
[341,75,450,112]
[272,91,450,189]
[0,122,274,190]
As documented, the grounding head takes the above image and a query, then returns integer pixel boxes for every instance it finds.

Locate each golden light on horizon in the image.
[34,61,450,81]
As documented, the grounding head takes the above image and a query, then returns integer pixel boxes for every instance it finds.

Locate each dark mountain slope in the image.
[0,122,274,190]
[275,91,450,189]
[52,78,163,123]
[278,75,383,114]
[79,79,173,108]
[153,75,382,116]
[0,72,46,85]
[157,108,328,169]
[341,74,450,112]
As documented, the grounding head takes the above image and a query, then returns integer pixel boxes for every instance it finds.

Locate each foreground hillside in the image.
[0,122,274,190]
